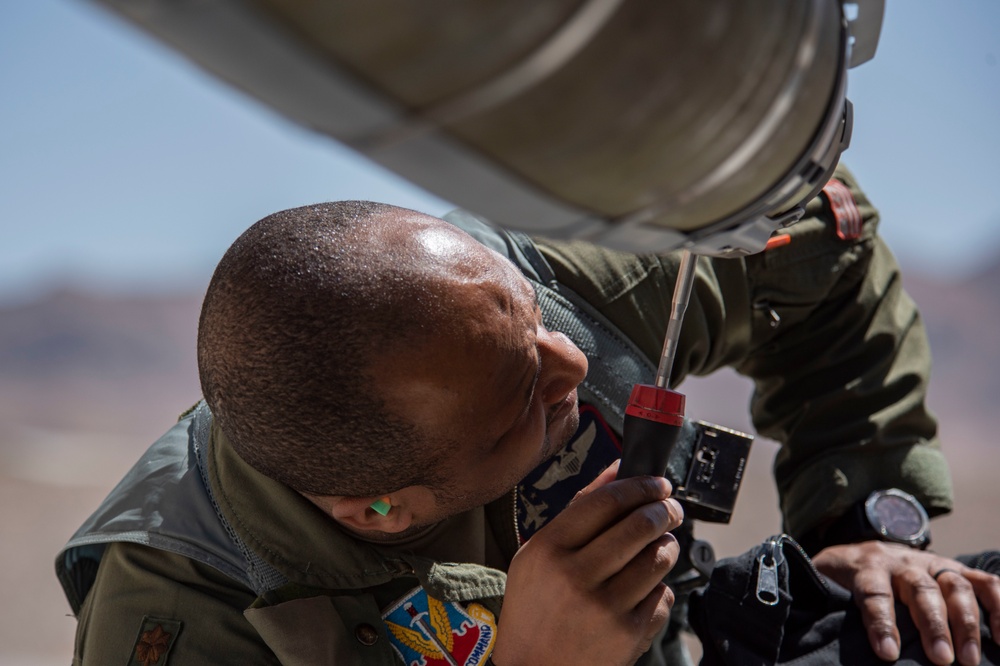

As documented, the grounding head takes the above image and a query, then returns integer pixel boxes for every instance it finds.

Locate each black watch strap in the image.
[797,503,866,557]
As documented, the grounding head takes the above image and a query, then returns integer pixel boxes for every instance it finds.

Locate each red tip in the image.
[625,384,685,425]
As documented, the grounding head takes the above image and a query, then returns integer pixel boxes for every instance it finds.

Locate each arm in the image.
[718,173,1000,663]
[74,542,278,665]
[535,167,951,535]
[736,173,951,539]
[534,166,1000,665]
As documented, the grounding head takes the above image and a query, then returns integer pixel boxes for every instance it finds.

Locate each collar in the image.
[205,418,507,602]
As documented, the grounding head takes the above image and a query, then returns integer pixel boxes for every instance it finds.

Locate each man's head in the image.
[198,201,588,533]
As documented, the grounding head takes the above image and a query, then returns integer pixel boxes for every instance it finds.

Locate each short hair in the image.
[198,201,449,496]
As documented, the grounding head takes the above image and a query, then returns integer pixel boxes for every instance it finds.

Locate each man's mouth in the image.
[547,388,579,426]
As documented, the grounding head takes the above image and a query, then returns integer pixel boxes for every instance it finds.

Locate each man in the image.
[59,169,999,665]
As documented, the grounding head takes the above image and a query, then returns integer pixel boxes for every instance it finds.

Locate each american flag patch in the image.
[822,179,863,240]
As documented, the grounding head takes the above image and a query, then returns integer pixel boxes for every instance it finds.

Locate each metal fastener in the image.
[355,623,379,646]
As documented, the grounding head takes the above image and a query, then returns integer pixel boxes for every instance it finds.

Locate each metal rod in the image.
[654,250,698,389]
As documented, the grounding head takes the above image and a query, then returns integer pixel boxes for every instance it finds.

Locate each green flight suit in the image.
[65,166,953,664]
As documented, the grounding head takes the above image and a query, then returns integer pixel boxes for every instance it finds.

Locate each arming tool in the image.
[616,251,753,575]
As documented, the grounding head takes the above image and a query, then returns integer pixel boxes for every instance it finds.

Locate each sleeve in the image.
[73,541,279,665]
[532,165,954,542]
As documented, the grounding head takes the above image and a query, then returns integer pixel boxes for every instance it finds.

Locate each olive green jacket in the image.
[59,167,953,664]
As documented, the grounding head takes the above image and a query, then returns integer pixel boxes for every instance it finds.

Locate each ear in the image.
[300,491,419,534]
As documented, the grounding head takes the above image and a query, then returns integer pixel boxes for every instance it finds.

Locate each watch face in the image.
[868,490,929,544]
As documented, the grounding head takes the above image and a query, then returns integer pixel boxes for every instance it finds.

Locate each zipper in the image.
[512,486,522,547]
[754,534,830,606]
[753,299,782,329]
[755,539,781,605]
[779,533,830,592]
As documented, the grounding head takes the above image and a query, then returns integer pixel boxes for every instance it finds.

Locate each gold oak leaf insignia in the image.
[135,624,172,666]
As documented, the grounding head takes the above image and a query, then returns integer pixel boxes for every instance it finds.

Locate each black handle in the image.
[618,413,683,479]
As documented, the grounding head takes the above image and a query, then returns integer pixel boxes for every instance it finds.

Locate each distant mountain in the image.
[0,288,202,439]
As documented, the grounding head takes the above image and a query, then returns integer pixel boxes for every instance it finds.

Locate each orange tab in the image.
[822,179,863,240]
[764,234,791,251]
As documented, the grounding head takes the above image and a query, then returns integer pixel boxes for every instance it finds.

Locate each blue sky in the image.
[2,0,998,304]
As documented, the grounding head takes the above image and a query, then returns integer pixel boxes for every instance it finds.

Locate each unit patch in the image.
[128,616,182,666]
[517,402,622,541]
[822,178,863,240]
[383,587,496,666]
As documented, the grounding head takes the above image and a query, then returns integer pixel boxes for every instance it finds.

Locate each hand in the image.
[813,541,1000,665]
[491,460,683,666]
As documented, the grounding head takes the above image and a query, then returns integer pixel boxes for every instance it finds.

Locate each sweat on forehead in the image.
[386,215,501,276]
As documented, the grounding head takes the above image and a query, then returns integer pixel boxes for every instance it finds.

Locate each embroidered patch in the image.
[128,616,182,666]
[822,178,863,240]
[517,403,622,541]
[383,587,496,666]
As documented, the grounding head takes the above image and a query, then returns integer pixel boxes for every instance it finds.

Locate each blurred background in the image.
[1,1,998,663]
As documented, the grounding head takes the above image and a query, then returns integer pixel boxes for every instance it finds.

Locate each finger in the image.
[579,498,683,582]
[630,581,674,649]
[544,475,672,550]
[605,532,680,611]
[935,569,982,666]
[966,569,1000,645]
[568,459,622,505]
[851,567,902,662]
[569,460,673,502]
[897,570,955,666]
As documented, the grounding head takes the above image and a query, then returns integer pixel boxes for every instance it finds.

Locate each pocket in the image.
[690,537,1000,665]
[689,534,850,666]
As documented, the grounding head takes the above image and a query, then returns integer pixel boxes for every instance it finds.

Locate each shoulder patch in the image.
[383,586,496,666]
[128,616,182,666]
[821,178,863,240]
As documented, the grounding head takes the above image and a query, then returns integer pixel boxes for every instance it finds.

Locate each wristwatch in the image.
[862,488,931,549]
[800,487,932,555]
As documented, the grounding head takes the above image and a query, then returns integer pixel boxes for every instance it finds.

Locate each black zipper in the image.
[755,534,830,606]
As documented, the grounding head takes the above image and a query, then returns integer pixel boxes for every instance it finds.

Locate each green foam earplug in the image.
[370,498,391,516]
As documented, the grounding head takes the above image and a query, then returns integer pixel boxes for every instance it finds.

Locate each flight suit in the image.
[59,167,953,664]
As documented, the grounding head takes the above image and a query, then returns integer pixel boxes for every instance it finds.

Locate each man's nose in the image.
[538,330,588,407]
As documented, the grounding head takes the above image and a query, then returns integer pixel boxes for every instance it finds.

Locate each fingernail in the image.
[877,636,900,661]
[960,641,980,666]
[930,639,954,665]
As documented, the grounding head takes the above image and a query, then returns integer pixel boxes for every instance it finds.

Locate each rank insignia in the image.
[383,587,496,666]
[128,616,182,666]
